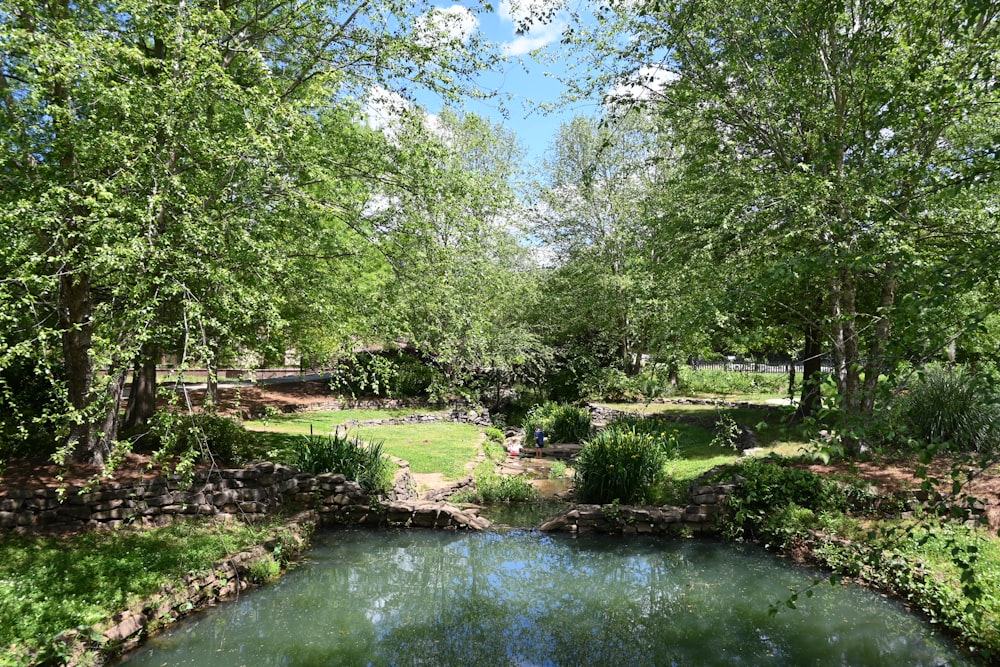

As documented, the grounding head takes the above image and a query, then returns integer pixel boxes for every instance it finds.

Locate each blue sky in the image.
[413,1,602,165]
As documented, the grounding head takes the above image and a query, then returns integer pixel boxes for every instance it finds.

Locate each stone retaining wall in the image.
[339,407,492,429]
[93,513,317,658]
[0,460,488,534]
[538,480,737,536]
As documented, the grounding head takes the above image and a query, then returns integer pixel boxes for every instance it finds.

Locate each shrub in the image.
[580,366,679,402]
[294,434,394,495]
[574,426,670,504]
[483,426,505,443]
[720,458,844,541]
[148,411,255,466]
[891,364,1000,453]
[460,460,537,503]
[0,357,65,460]
[521,402,592,444]
[604,415,682,458]
[677,367,789,395]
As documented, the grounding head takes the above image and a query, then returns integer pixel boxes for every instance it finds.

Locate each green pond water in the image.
[117,529,969,666]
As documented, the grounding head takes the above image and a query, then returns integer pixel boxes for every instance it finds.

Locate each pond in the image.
[117,530,969,666]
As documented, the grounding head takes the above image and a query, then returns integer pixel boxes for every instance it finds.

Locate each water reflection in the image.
[118,530,969,667]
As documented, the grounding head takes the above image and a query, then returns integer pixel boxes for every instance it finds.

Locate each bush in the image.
[719,458,844,541]
[458,460,537,503]
[483,426,505,443]
[574,426,670,504]
[521,402,592,444]
[891,364,1000,453]
[0,357,64,460]
[294,434,394,494]
[579,366,680,402]
[678,367,790,395]
[603,415,682,458]
[148,411,255,466]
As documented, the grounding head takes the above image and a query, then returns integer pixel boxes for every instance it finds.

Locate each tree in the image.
[563,0,1000,452]
[528,113,713,396]
[362,109,544,405]
[0,0,499,465]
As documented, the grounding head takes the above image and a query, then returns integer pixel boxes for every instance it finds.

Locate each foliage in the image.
[548,460,568,479]
[245,408,426,436]
[580,366,680,402]
[294,434,394,495]
[148,411,256,468]
[0,519,281,664]
[247,554,282,584]
[890,365,1000,454]
[718,458,846,542]
[0,357,63,459]
[710,412,743,451]
[560,0,1000,458]
[574,424,673,505]
[810,520,1000,658]
[483,427,506,443]
[0,0,504,466]
[459,460,538,503]
[678,368,791,396]
[482,439,508,463]
[521,402,592,444]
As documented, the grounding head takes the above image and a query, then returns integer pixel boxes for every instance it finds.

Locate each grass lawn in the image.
[244,408,429,435]
[245,411,484,481]
[0,520,286,663]
[349,423,483,479]
[598,401,814,487]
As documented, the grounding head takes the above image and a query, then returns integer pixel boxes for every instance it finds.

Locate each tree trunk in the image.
[59,270,105,464]
[794,324,824,421]
[833,268,867,457]
[124,344,159,432]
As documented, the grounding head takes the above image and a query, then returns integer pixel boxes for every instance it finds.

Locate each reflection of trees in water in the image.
[131,531,966,667]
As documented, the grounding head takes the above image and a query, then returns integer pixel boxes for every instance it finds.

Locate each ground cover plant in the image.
[521,402,592,444]
[452,458,538,504]
[677,367,792,397]
[705,455,1000,659]
[0,519,292,665]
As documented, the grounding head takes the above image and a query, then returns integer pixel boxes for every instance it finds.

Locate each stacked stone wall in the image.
[0,460,488,534]
[538,480,737,536]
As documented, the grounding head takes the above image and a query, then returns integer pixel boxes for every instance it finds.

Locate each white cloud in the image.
[502,21,564,56]
[415,6,479,48]
[607,64,678,109]
[499,0,565,54]
[362,86,411,139]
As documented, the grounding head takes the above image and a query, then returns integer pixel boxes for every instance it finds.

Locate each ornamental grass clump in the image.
[294,433,394,494]
[891,364,1000,454]
[574,424,672,505]
[521,402,592,443]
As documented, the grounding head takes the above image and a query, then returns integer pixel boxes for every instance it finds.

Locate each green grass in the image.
[244,408,428,435]
[594,402,815,503]
[348,423,483,479]
[246,417,484,481]
[0,520,283,663]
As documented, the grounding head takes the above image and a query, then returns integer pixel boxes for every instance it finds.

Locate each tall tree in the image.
[0,0,498,465]
[365,109,543,404]
[563,0,1000,453]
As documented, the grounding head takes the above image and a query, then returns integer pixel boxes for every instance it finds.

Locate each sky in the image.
[370,0,604,167]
